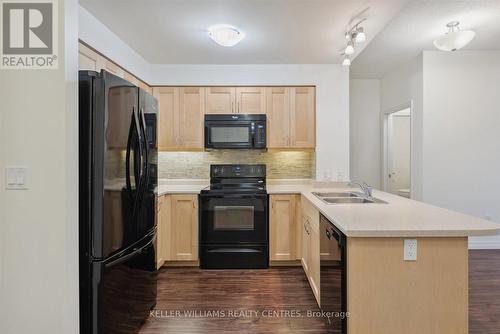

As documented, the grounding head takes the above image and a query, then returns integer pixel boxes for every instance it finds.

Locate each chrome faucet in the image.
[349,181,373,198]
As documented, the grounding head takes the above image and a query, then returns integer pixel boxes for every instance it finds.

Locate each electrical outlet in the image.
[404,239,417,261]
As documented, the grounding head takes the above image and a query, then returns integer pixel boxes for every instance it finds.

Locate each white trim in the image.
[381,101,414,198]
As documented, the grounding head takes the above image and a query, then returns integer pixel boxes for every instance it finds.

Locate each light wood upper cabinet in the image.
[267,86,315,149]
[205,87,235,114]
[270,195,298,261]
[205,87,266,114]
[290,87,315,148]
[78,43,104,71]
[235,87,266,114]
[78,42,152,94]
[102,59,125,78]
[179,87,205,148]
[154,87,180,150]
[154,87,204,150]
[170,195,198,261]
[267,87,291,147]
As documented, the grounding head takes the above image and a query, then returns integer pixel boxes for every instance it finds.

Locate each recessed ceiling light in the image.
[433,21,476,52]
[208,24,245,47]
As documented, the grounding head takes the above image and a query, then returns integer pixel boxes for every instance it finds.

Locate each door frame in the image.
[381,101,414,198]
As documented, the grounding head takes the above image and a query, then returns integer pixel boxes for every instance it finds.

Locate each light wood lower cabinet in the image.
[156,195,168,269]
[301,196,321,306]
[156,194,198,267]
[269,195,299,261]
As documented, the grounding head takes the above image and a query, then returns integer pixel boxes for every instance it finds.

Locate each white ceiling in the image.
[79,0,408,64]
[351,0,500,78]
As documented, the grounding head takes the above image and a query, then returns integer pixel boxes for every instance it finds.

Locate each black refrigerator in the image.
[79,70,158,334]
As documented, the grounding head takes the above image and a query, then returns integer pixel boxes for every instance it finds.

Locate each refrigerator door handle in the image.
[125,108,136,197]
[133,107,142,194]
[135,108,149,207]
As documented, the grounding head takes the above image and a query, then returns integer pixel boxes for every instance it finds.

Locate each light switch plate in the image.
[404,239,417,261]
[5,166,29,190]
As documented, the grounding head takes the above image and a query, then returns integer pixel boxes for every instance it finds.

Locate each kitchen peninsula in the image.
[156,180,499,334]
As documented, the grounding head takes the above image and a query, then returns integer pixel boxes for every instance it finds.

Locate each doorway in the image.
[382,104,412,198]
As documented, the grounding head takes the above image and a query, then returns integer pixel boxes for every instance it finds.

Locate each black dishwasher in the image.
[320,214,347,334]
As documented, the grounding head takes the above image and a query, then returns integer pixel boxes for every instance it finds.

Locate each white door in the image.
[387,109,411,197]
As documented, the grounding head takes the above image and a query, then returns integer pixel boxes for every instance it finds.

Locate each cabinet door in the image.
[179,87,205,148]
[301,215,310,275]
[290,87,315,148]
[156,195,166,269]
[205,87,235,114]
[123,72,140,87]
[78,43,105,71]
[266,87,291,148]
[270,195,296,261]
[235,87,266,114]
[309,215,321,306]
[138,82,153,95]
[103,60,125,78]
[154,87,179,150]
[170,195,198,261]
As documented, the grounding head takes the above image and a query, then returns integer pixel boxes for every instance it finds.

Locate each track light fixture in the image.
[340,18,366,65]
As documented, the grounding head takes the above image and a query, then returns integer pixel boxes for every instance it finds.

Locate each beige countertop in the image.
[147,179,500,237]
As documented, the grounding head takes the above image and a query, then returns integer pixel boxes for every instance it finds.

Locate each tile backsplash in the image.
[158,150,315,179]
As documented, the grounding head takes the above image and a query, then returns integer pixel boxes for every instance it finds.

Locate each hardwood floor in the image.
[469,250,500,334]
[138,250,500,334]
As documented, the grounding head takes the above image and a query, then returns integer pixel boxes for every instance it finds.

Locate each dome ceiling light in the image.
[208,24,245,47]
[433,21,476,52]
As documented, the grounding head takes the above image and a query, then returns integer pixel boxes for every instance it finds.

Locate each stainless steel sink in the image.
[312,191,363,198]
[321,197,386,204]
[312,191,387,204]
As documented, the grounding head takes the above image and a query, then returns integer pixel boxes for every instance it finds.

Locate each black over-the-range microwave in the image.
[204,114,266,149]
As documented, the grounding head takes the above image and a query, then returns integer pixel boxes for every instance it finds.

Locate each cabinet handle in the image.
[238,101,240,113]
[232,101,235,113]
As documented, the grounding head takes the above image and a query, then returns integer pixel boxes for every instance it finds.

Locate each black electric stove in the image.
[199,164,269,269]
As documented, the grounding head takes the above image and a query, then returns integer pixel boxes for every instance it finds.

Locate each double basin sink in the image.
[312,191,387,205]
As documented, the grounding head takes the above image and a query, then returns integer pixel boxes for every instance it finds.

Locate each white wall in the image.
[381,55,423,200]
[0,0,79,333]
[349,79,381,188]
[79,5,151,81]
[422,51,500,249]
[149,65,350,181]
